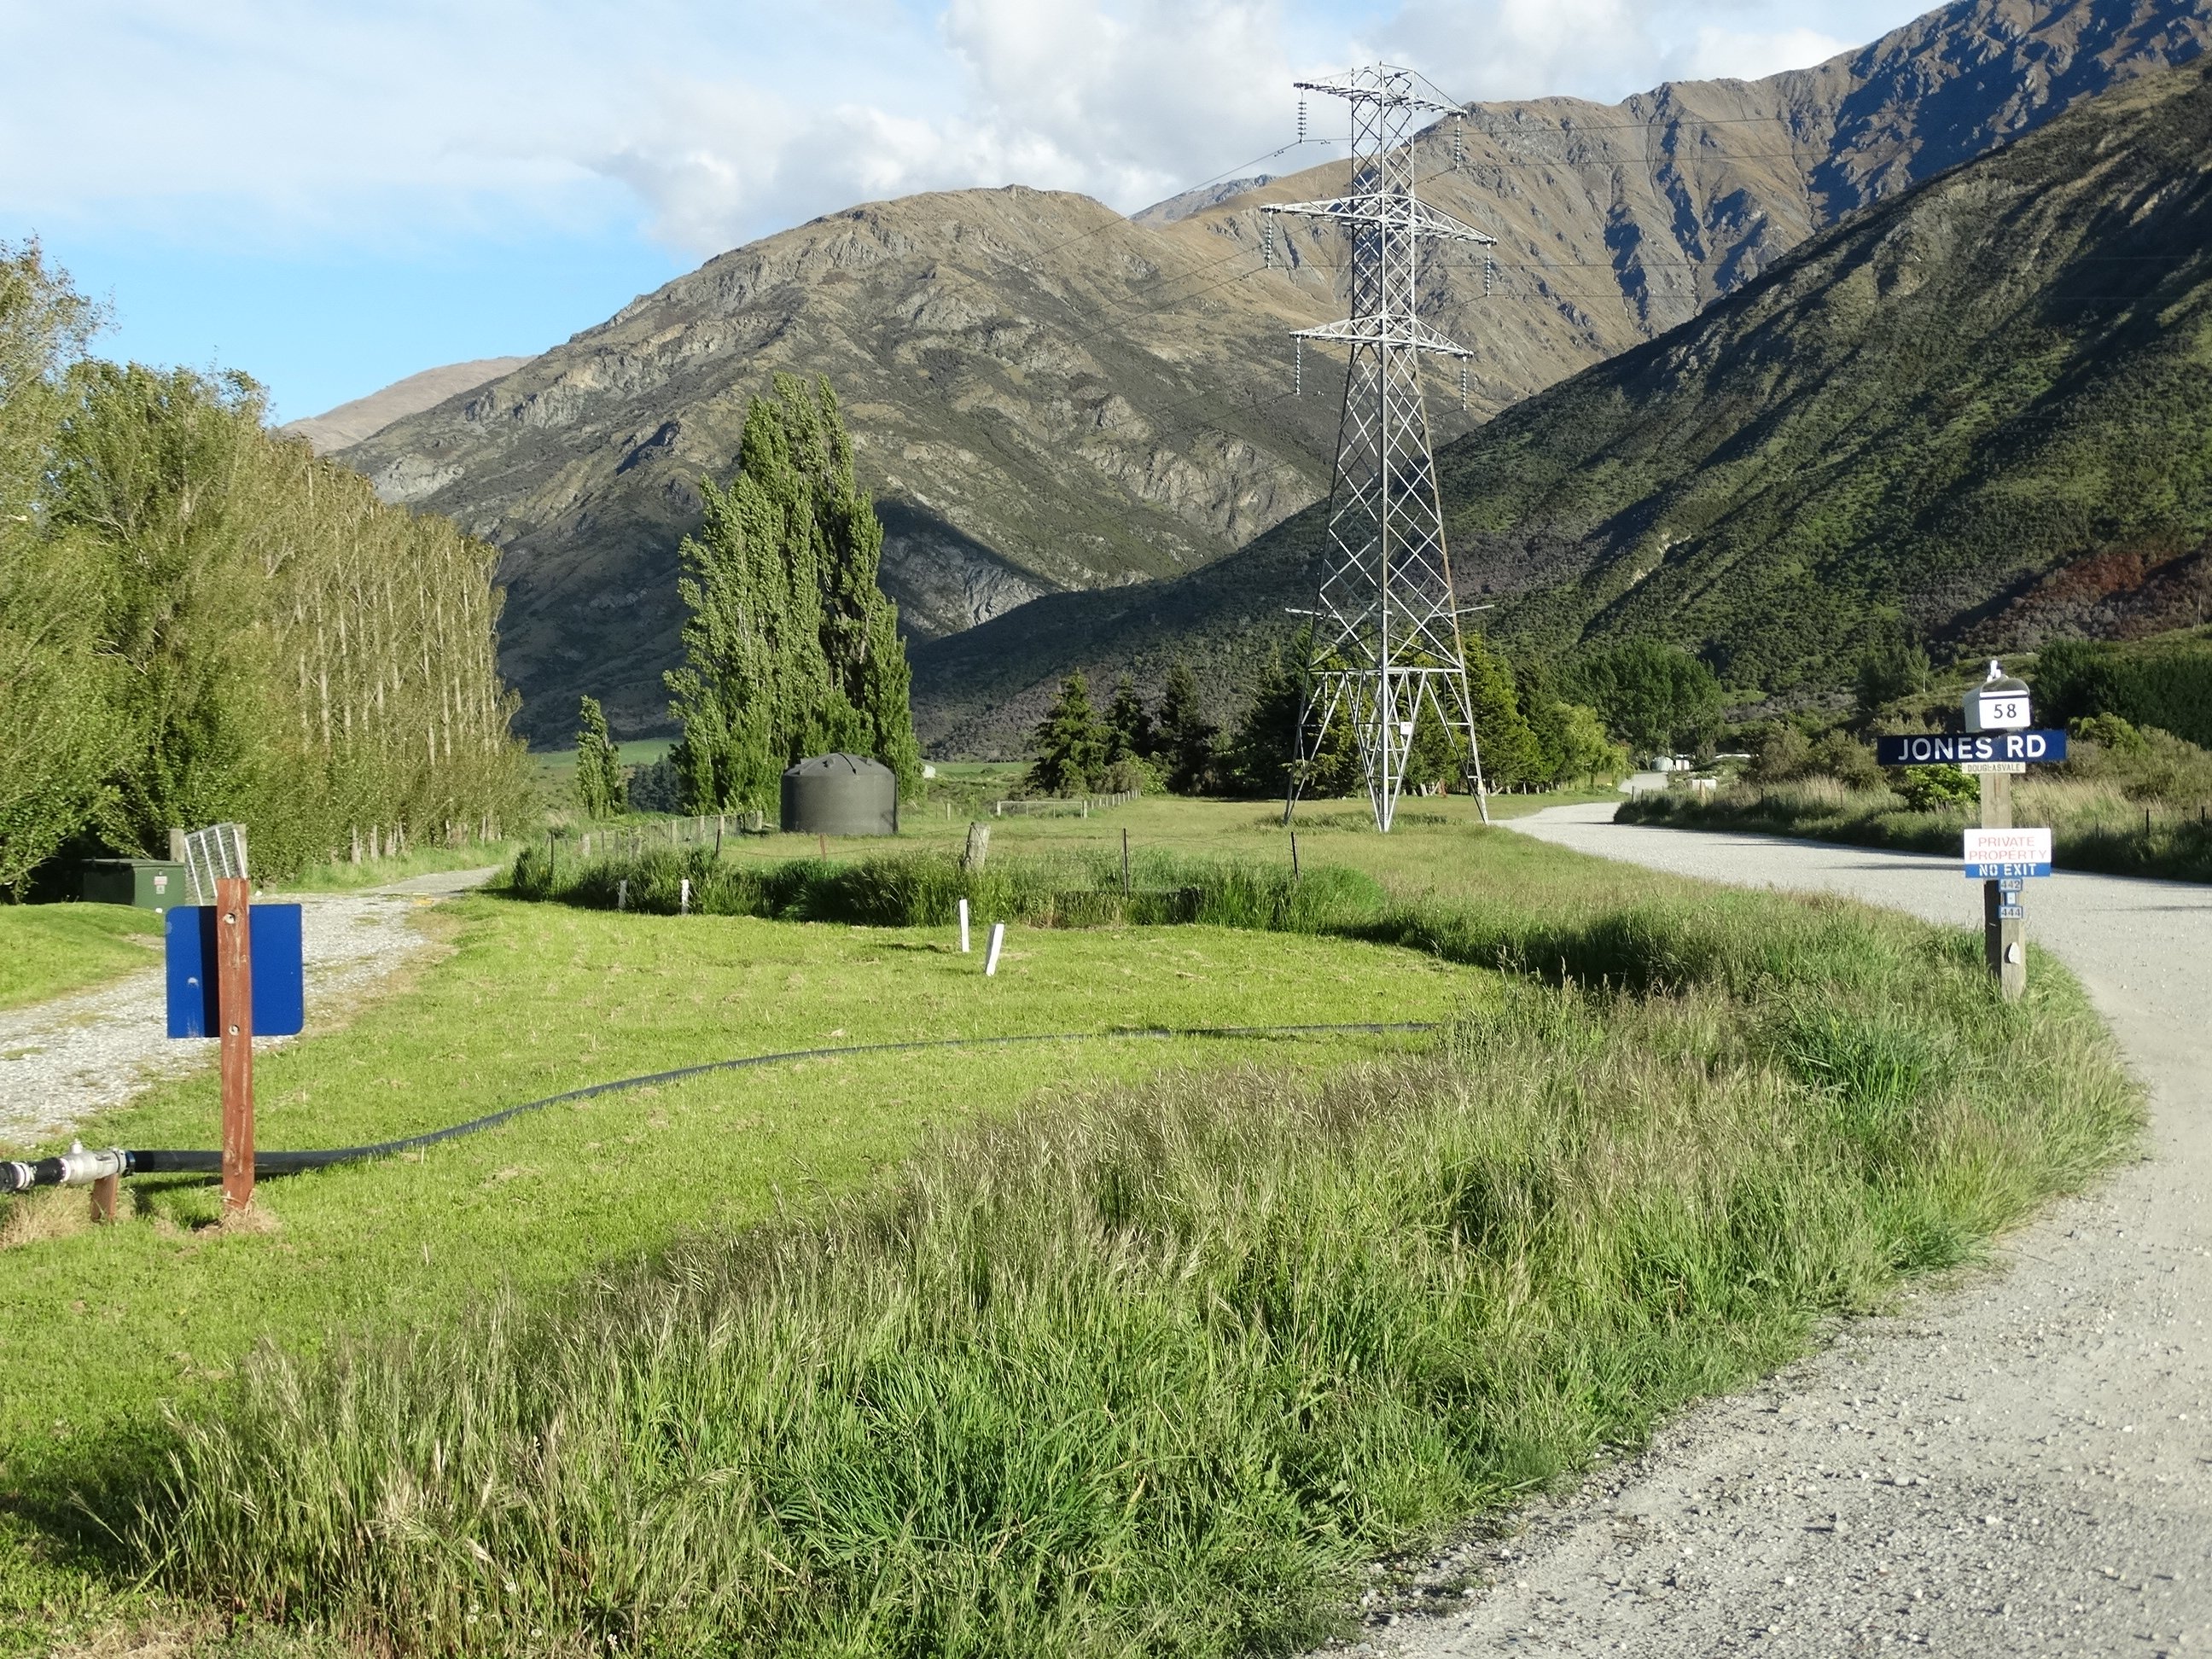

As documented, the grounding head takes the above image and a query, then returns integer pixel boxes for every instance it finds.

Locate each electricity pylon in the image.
[1266,64,1494,832]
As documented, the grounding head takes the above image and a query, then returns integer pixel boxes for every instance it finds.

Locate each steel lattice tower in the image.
[1266,65,1494,832]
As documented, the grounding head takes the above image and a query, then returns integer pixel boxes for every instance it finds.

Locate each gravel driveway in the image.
[0,867,499,1150]
[1344,806,2211,1658]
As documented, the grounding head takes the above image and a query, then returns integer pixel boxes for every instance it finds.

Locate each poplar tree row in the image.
[0,242,527,894]
[667,374,920,815]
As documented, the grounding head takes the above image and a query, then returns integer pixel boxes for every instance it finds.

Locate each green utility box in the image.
[79,859,189,913]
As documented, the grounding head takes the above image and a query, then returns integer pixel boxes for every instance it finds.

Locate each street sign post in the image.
[1862,661,2054,1002]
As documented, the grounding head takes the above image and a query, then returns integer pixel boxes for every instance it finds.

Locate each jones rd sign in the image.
[1874,730,2068,767]
[1964,827,2054,880]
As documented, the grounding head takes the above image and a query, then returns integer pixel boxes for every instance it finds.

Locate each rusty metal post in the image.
[217,876,255,1212]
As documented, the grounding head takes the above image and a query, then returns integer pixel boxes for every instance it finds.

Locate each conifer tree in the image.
[1464,635,1540,789]
[1156,662,1217,795]
[1103,674,1154,763]
[667,375,919,816]
[1220,629,1355,798]
[1027,671,1109,797]
[574,696,625,819]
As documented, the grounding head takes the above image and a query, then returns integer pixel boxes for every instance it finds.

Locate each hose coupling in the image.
[0,1144,129,1194]
[56,1143,130,1187]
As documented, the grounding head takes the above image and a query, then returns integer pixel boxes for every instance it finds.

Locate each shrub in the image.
[1749,723,1812,783]
[1807,730,1882,789]
[1893,765,1977,811]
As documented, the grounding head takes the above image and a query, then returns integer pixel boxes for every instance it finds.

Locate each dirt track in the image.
[0,867,498,1148]
[1346,805,2212,1658]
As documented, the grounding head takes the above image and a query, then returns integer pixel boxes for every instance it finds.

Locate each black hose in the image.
[9,1022,1436,1190]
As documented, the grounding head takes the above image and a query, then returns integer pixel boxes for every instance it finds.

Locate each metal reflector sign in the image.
[1874,731,2068,766]
[165,905,306,1038]
[1963,827,2053,880]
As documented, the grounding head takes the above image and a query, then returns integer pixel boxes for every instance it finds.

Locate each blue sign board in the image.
[1965,859,2053,880]
[165,904,306,1038]
[1875,730,2068,767]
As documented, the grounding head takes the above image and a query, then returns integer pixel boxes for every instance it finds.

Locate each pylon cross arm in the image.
[1292,73,1458,116]
[1261,197,1494,245]
[1290,316,1472,358]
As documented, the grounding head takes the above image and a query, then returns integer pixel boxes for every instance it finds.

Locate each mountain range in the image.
[326,0,2212,745]
[282,358,528,454]
[911,56,2212,754]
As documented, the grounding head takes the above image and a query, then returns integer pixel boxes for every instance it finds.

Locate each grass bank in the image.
[0,904,163,1011]
[18,822,2137,1657]
[1622,776,2212,883]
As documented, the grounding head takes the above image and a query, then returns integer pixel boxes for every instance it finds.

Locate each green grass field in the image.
[0,794,2139,1656]
[0,904,164,1011]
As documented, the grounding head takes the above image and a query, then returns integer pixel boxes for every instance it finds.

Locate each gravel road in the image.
[1342,806,2212,1658]
[0,867,498,1149]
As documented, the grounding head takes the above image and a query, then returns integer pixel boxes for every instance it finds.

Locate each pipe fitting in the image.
[56,1143,129,1188]
[1,1144,130,1193]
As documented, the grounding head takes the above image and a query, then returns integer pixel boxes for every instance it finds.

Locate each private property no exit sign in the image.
[1964,827,2053,880]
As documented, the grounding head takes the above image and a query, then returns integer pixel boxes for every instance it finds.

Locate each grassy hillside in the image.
[913,61,2212,754]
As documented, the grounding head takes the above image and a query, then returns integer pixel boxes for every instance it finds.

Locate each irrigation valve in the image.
[1,1142,127,1195]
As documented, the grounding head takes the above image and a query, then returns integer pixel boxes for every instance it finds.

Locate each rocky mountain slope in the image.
[281,358,528,454]
[341,0,2210,742]
[910,61,2212,754]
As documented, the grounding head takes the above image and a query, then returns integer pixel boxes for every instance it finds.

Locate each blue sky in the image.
[3,0,1931,423]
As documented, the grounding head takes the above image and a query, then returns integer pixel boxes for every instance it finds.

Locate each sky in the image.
[3,0,1935,423]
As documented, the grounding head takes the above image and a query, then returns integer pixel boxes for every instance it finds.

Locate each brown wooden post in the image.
[217,876,255,1211]
[90,1173,119,1224]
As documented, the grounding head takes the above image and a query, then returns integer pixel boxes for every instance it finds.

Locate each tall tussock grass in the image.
[110,887,2136,1658]
[1625,776,2212,883]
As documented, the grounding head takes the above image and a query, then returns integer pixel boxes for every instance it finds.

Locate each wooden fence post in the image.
[217,876,255,1213]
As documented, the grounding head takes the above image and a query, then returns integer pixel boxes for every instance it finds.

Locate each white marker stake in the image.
[958,897,972,953]
[679,877,691,915]
[983,922,1005,977]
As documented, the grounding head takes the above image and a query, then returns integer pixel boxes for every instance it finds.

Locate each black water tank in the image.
[781,753,899,836]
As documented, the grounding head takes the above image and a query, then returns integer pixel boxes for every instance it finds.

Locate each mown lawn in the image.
[1,881,1473,1645]
[0,904,164,1012]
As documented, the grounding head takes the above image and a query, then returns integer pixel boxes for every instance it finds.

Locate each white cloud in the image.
[1676,24,1853,81]
[0,1,1924,264]
[591,0,1307,253]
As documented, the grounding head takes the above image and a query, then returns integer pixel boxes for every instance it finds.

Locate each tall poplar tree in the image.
[667,375,920,816]
[574,696,625,819]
